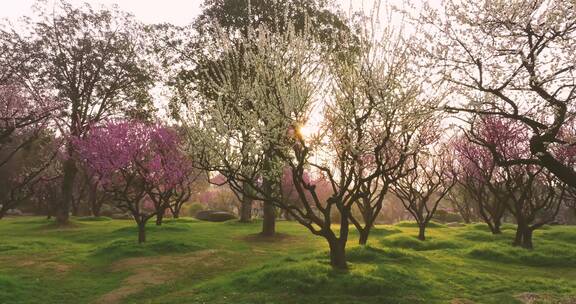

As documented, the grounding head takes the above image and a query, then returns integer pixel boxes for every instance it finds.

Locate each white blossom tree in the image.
[420,0,576,189]
[185,11,441,268]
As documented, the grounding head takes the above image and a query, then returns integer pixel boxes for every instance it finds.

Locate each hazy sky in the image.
[2,0,203,25]
[0,0,402,26]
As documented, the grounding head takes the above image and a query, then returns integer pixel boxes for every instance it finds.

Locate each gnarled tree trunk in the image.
[58,158,77,225]
[261,200,275,236]
[418,224,426,241]
[328,237,347,269]
[261,175,276,236]
[137,220,146,244]
[358,228,370,245]
[156,209,164,226]
[239,189,253,223]
[513,222,534,249]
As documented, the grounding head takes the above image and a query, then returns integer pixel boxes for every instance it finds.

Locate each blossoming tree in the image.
[466,116,568,248]
[185,14,440,268]
[74,121,192,243]
[390,140,457,241]
[423,0,576,189]
[453,135,508,234]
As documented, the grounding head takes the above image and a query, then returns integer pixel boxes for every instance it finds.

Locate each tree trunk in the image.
[261,200,275,237]
[328,238,347,270]
[284,209,293,221]
[513,225,523,247]
[71,201,79,217]
[418,224,426,241]
[360,199,374,228]
[239,193,252,223]
[92,204,101,217]
[514,222,534,249]
[522,228,534,249]
[261,174,276,236]
[156,211,164,226]
[358,229,369,245]
[492,220,502,234]
[172,208,180,219]
[58,158,77,225]
[137,221,146,244]
[88,183,101,217]
[487,218,502,234]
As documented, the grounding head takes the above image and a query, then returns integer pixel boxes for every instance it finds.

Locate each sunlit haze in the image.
[0,0,441,25]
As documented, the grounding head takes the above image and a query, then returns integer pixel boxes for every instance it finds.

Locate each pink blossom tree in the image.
[467,116,568,249]
[74,121,191,243]
[279,167,335,220]
[453,135,508,234]
[139,127,194,225]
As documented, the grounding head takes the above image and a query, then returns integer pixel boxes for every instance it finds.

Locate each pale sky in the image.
[1,0,204,25]
[0,0,434,26]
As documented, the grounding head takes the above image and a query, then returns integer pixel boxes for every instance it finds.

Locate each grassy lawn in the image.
[0,217,575,303]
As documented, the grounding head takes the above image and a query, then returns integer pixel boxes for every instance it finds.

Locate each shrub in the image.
[182,203,205,217]
[433,210,463,223]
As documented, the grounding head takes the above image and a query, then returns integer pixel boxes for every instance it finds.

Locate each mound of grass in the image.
[501,223,517,230]
[237,261,331,294]
[395,221,446,228]
[8,218,54,225]
[0,274,27,303]
[162,218,198,224]
[365,227,402,237]
[468,244,576,267]
[347,246,422,263]
[0,241,55,253]
[242,232,296,243]
[112,222,192,235]
[76,216,112,222]
[381,235,461,251]
[467,223,517,232]
[541,230,576,243]
[457,230,503,242]
[38,221,86,230]
[225,256,431,300]
[337,267,429,298]
[0,244,19,252]
[91,239,202,261]
[468,223,492,231]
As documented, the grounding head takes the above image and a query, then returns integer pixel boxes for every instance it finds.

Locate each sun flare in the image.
[297,123,319,140]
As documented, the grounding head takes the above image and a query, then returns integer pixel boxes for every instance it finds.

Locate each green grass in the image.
[0,217,575,303]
